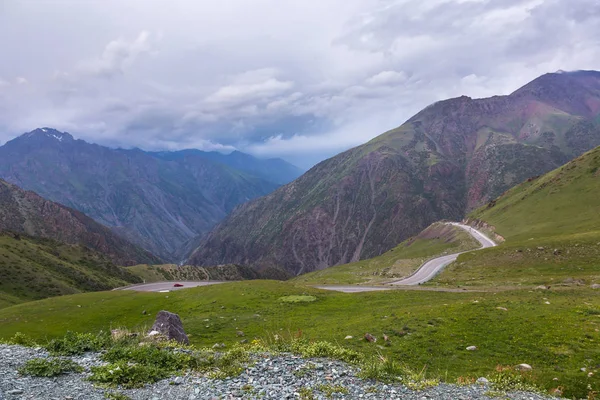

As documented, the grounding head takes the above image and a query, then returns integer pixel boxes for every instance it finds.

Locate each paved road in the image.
[316,223,496,292]
[389,222,496,286]
[116,281,226,292]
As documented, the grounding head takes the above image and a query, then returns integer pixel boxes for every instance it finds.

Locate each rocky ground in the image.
[0,344,554,400]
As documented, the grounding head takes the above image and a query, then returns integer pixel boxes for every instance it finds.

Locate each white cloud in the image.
[206,77,294,105]
[365,70,407,86]
[78,31,155,77]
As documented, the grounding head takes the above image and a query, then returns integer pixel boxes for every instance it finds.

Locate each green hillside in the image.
[0,233,141,306]
[435,146,600,288]
[293,222,479,285]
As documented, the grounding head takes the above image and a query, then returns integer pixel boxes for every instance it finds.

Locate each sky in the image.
[1,0,600,168]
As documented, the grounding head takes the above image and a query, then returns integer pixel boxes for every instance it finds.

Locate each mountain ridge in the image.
[0,130,298,260]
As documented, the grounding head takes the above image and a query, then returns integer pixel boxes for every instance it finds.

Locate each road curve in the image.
[389,222,496,286]
[115,281,226,292]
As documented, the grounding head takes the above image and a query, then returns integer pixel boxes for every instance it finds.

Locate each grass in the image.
[293,222,480,285]
[434,146,600,288]
[0,233,140,307]
[1,280,599,397]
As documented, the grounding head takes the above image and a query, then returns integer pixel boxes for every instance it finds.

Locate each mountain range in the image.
[0,130,302,261]
[188,70,600,275]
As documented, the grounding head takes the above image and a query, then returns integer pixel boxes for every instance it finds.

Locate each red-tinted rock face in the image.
[189,71,600,276]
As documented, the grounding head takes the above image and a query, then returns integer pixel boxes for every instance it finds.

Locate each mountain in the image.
[152,149,303,185]
[0,129,283,260]
[0,179,159,266]
[188,70,600,275]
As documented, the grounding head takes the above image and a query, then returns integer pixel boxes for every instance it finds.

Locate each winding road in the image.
[390,223,496,286]
[315,223,496,292]
[119,223,495,294]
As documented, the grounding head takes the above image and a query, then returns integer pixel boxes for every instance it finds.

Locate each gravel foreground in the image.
[0,345,555,400]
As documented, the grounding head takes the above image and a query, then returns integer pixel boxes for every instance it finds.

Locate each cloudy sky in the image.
[1,0,599,168]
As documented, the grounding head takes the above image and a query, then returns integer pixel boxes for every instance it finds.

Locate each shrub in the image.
[18,358,83,377]
[489,365,540,393]
[291,340,363,364]
[6,332,37,347]
[89,361,167,388]
[102,344,193,371]
[46,331,111,356]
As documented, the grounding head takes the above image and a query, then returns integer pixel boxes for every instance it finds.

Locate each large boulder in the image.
[149,310,189,345]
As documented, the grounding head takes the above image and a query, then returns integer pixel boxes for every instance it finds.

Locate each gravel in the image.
[0,344,556,399]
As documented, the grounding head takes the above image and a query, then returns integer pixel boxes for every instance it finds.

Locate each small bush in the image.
[102,344,193,370]
[291,340,363,364]
[316,383,349,398]
[89,361,168,388]
[104,392,131,400]
[359,356,438,390]
[489,365,540,393]
[6,332,37,347]
[46,331,111,356]
[298,387,315,400]
[18,358,83,377]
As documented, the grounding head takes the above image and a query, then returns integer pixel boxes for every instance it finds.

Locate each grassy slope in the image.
[0,234,141,306]
[293,223,480,285]
[435,146,600,288]
[1,280,599,397]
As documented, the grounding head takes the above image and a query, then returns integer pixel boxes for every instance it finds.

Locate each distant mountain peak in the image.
[22,128,74,142]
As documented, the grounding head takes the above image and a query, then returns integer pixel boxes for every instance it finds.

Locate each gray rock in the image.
[8,389,23,395]
[149,310,189,344]
[591,284,600,289]
[516,363,533,371]
[476,377,489,385]
[466,346,477,351]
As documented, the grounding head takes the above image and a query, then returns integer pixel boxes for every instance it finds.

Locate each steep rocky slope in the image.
[0,179,159,266]
[189,71,600,275]
[0,130,282,260]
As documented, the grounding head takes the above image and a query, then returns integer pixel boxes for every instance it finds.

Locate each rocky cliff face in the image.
[0,130,284,260]
[189,70,600,275]
[0,179,159,266]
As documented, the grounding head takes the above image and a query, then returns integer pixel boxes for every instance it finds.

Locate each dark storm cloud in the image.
[0,0,599,168]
